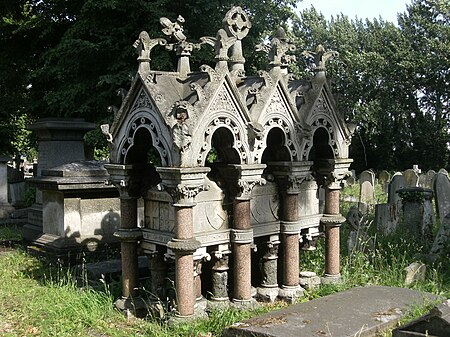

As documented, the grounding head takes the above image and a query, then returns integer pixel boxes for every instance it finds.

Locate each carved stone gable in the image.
[132,89,155,112]
[210,84,238,114]
[266,87,288,116]
[312,93,331,116]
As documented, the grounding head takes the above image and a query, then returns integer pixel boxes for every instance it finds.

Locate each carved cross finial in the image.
[302,44,338,72]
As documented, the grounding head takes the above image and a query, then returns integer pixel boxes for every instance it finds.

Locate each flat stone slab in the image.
[223,286,439,337]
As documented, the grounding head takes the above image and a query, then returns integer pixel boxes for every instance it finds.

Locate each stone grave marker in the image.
[359,170,375,205]
[403,169,419,187]
[388,172,405,205]
[434,172,450,221]
[379,170,391,193]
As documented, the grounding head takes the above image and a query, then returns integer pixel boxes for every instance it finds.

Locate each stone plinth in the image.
[24,118,95,241]
[29,161,120,256]
[397,187,435,240]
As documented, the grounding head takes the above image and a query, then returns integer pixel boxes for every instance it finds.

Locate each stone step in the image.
[223,286,440,337]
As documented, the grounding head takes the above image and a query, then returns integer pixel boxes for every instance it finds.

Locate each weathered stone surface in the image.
[223,286,439,337]
[404,262,426,285]
[375,203,399,235]
[388,172,405,205]
[434,172,450,221]
[403,169,419,187]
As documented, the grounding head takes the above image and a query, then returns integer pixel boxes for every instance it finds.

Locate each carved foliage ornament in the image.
[237,177,266,199]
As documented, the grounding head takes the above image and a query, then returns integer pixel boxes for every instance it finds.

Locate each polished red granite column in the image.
[104,164,145,317]
[232,198,252,301]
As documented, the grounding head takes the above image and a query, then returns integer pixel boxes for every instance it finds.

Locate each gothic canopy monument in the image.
[103,7,354,318]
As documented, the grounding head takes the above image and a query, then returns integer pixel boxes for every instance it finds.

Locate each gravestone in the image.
[379,170,391,193]
[346,206,372,255]
[403,169,419,187]
[430,173,450,259]
[423,170,436,189]
[359,170,375,205]
[433,172,450,221]
[0,156,14,218]
[377,172,405,236]
[388,172,405,205]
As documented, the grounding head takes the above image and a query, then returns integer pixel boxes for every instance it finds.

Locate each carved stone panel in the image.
[144,190,175,233]
[250,182,279,225]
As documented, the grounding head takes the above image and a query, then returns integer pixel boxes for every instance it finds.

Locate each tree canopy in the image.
[0,0,448,172]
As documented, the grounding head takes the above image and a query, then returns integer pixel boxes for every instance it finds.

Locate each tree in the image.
[292,1,450,172]
[0,0,297,157]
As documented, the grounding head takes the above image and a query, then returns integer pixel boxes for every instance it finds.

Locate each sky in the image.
[296,0,412,23]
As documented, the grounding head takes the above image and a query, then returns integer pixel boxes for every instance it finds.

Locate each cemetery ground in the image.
[0,183,449,337]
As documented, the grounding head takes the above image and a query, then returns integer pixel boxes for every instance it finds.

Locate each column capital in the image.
[269,161,313,194]
[231,164,266,200]
[156,167,210,206]
[315,158,353,188]
[105,163,151,198]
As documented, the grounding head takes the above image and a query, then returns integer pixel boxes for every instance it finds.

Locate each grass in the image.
[0,182,449,336]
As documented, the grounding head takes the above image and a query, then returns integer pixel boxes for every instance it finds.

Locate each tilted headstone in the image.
[388,172,405,205]
[423,170,436,189]
[403,169,419,187]
[438,168,448,176]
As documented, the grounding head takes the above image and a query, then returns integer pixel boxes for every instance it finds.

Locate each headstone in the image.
[403,169,419,187]
[438,168,448,176]
[346,205,372,255]
[359,170,375,205]
[388,172,405,205]
[433,172,450,221]
[430,214,450,258]
[0,156,14,218]
[345,176,355,186]
[378,170,391,185]
[423,170,436,189]
[375,203,399,235]
[404,262,426,285]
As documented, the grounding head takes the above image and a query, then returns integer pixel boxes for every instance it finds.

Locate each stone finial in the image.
[200,29,237,70]
[256,27,296,75]
[223,6,251,72]
[160,15,200,76]
[133,31,167,74]
[302,44,338,74]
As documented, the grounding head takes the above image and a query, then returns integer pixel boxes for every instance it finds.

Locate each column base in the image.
[194,297,208,318]
[207,299,230,312]
[278,285,304,302]
[321,273,342,285]
[115,296,148,318]
[257,286,279,302]
[230,297,259,310]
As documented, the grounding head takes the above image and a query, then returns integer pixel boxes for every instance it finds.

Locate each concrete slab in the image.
[223,286,439,337]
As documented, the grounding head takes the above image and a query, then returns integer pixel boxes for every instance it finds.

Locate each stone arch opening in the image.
[308,127,334,162]
[261,127,291,164]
